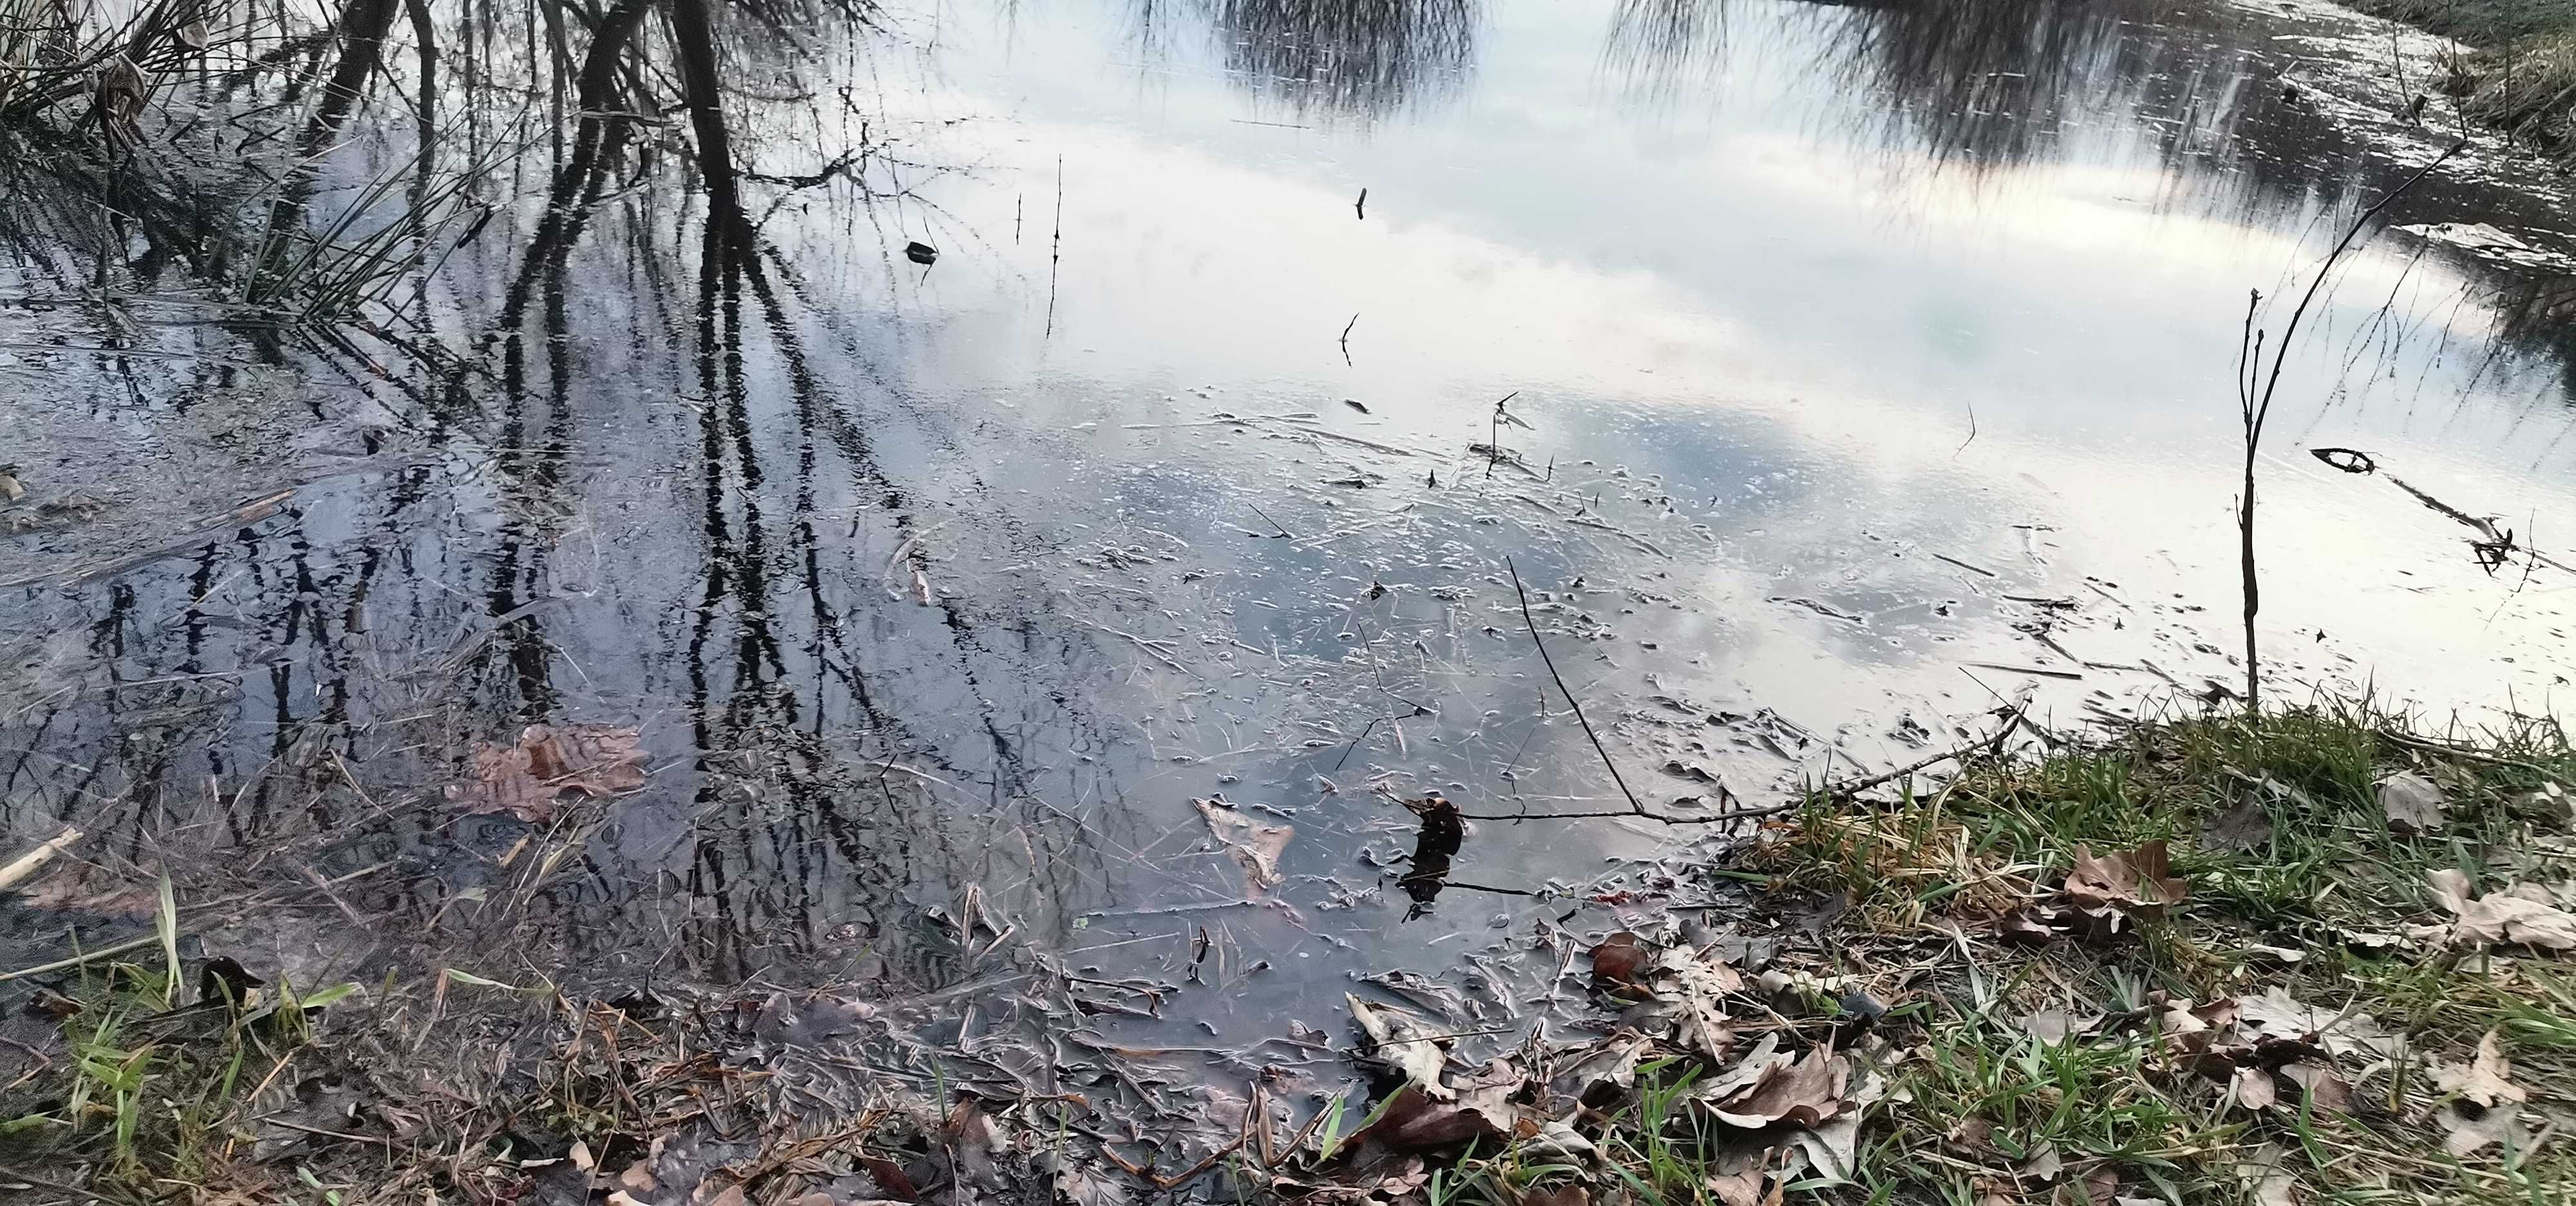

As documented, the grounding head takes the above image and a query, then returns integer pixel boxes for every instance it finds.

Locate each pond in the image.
[3,0,2572,1096]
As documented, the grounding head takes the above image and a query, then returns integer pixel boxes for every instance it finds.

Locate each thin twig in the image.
[1249,504,1295,539]
[0,933,162,983]
[1460,698,2031,823]
[0,1163,137,1205]
[1506,557,1643,814]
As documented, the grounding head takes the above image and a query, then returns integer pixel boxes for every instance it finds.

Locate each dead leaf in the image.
[1790,1063,1884,1184]
[1550,1029,1649,1108]
[1056,1162,1132,1206]
[2065,842,2187,912]
[2018,1008,2102,1045]
[2202,796,2274,852]
[1793,1113,1862,1184]
[1705,1168,1765,1206]
[2058,1167,2118,1206]
[2231,1066,2277,1111]
[1690,1032,1794,1106]
[703,1188,748,1206]
[1518,1185,1588,1206]
[1707,1043,1846,1129]
[1194,798,1292,895]
[2420,869,2576,952]
[2234,1143,2296,1206]
[569,1140,595,1171]
[2278,1063,2351,1113]
[621,1160,658,1192]
[2233,987,2399,1060]
[858,1154,917,1200]
[945,1097,1008,1191]
[1348,993,1453,1100]
[2020,1140,2062,1183]
[2379,771,2445,833]
[2438,1100,2528,1158]
[1944,1117,1996,1154]
[1654,945,1741,1062]
[447,723,649,822]
[2436,1031,2527,1108]
[1451,1058,1534,1140]
[1592,932,1650,986]
[2242,943,2305,966]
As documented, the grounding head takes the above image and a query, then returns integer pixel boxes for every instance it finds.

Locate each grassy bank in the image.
[2347,0,2576,152]
[1318,701,2576,1206]
[7,701,2573,1205]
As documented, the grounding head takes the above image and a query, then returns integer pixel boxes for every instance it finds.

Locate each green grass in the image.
[1416,702,2576,1206]
[1766,698,2575,941]
[0,881,363,1200]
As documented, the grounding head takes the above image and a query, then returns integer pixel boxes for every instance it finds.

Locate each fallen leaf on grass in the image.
[1348,993,1453,1100]
[1451,1058,1537,1140]
[2201,795,2275,852]
[1517,1185,1588,1206]
[1704,1167,1765,1206]
[2233,987,2400,1060]
[1194,798,1293,895]
[2234,1143,2297,1206]
[1341,1083,1506,1153]
[2378,771,2446,833]
[1549,1029,1649,1109]
[2436,1030,2527,1109]
[2438,1100,2531,1158]
[2416,869,2576,952]
[2018,1008,2103,1045]
[447,723,648,822]
[1704,1039,1847,1129]
[2278,1063,2352,1113]
[2230,1066,2277,1111]
[1649,941,1744,1062]
[2065,841,2187,911]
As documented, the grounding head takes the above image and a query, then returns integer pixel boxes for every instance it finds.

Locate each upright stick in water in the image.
[2231,141,2460,711]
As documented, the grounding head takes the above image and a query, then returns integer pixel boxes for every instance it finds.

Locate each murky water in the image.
[4,0,2573,1075]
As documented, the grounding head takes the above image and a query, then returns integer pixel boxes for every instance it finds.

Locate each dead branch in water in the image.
[1502,556,1644,816]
